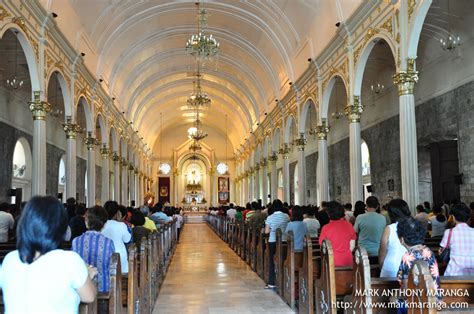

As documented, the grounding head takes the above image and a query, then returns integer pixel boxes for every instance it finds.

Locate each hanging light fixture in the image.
[217,114,229,175]
[6,31,24,90]
[331,80,343,120]
[187,63,211,108]
[440,0,461,51]
[159,112,171,175]
[186,1,220,59]
[50,72,63,117]
[188,115,208,141]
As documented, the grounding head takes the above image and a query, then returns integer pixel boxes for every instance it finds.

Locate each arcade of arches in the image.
[0,0,473,312]
[0,0,472,210]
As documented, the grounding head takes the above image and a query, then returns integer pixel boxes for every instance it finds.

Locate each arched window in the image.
[361,141,370,176]
[11,138,32,202]
[58,156,66,202]
[277,170,284,201]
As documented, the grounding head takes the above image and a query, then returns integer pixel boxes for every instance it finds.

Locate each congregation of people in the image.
[209,197,474,308]
[0,196,183,313]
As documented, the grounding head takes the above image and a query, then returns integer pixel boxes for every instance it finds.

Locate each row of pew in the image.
[0,220,180,314]
[207,215,474,313]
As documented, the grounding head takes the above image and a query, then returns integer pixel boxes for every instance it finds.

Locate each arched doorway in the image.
[58,156,66,203]
[294,163,299,205]
[11,138,32,203]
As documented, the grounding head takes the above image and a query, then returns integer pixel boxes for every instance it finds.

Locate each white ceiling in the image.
[42,0,363,155]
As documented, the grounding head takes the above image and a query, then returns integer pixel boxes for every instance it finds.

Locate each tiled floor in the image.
[153,223,293,314]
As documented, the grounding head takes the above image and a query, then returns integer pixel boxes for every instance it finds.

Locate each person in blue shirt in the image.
[150,203,172,226]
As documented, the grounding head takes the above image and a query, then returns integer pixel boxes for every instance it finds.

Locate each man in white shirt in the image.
[226,203,237,220]
[0,203,15,242]
[102,201,132,273]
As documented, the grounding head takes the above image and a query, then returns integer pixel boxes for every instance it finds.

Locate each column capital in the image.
[100,145,110,159]
[316,119,330,140]
[260,158,268,167]
[134,168,139,175]
[248,167,255,175]
[269,153,278,162]
[84,133,98,151]
[279,143,291,159]
[254,164,261,171]
[121,158,128,167]
[393,58,418,96]
[173,167,179,176]
[62,117,81,139]
[295,134,307,151]
[112,152,120,162]
[345,96,364,123]
[29,91,51,120]
[128,164,135,171]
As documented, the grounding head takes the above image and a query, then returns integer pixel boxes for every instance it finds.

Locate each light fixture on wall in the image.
[440,0,461,51]
[6,31,24,90]
[185,1,220,60]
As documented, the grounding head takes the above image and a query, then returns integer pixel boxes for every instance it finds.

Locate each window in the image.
[361,141,371,176]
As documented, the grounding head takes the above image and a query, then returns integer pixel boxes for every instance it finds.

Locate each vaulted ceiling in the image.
[43,0,363,155]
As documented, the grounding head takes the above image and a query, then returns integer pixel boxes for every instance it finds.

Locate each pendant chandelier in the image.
[188,115,208,142]
[440,0,460,51]
[187,64,211,108]
[6,31,24,90]
[186,1,219,59]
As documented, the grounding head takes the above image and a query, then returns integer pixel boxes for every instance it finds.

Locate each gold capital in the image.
[269,153,278,162]
[63,121,81,139]
[84,134,98,151]
[316,119,330,140]
[100,145,110,159]
[295,134,307,151]
[260,158,268,167]
[112,152,120,162]
[29,91,51,120]
[345,96,364,123]
[121,158,128,167]
[393,58,418,96]
[279,143,291,159]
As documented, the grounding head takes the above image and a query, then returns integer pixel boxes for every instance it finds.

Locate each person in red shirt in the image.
[242,202,253,220]
[319,201,357,266]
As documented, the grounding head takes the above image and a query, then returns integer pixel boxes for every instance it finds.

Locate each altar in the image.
[181,166,207,211]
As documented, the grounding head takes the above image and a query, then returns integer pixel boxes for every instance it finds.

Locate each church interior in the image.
[0,0,473,313]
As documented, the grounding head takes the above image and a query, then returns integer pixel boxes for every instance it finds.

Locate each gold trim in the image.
[63,121,81,139]
[29,91,51,120]
[393,59,418,95]
[316,119,330,140]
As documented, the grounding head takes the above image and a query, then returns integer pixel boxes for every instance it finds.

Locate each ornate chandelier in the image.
[189,140,202,152]
[187,73,211,108]
[440,0,461,52]
[188,118,207,141]
[186,2,219,59]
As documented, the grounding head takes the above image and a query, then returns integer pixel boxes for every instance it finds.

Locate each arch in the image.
[361,140,371,177]
[284,114,297,144]
[0,26,41,93]
[272,128,281,152]
[11,137,33,201]
[320,74,349,119]
[120,136,128,159]
[176,152,212,173]
[95,114,108,144]
[77,96,94,132]
[407,0,433,59]
[45,69,72,117]
[353,36,397,96]
[263,136,270,159]
[299,98,318,133]
[109,127,119,152]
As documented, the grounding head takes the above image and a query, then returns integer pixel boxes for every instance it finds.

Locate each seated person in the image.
[415,204,429,230]
[441,203,474,276]
[72,206,115,293]
[319,201,356,267]
[102,201,132,274]
[397,217,441,307]
[1,196,96,312]
[428,205,447,238]
[303,206,320,237]
[130,210,151,245]
[150,203,172,225]
[69,203,87,241]
[285,206,307,270]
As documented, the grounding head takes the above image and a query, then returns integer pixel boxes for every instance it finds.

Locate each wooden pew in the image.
[245,223,252,264]
[283,230,302,310]
[298,234,321,314]
[138,239,150,314]
[275,229,288,296]
[264,232,270,284]
[315,239,353,314]
[239,221,247,260]
[148,233,158,310]
[344,246,398,314]
[257,228,266,279]
[97,253,127,314]
[409,260,474,313]
[127,244,139,314]
[249,225,259,272]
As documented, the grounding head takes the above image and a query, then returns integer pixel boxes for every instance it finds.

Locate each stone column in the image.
[121,158,128,206]
[243,173,249,203]
[345,96,364,205]
[210,167,216,206]
[316,120,330,204]
[63,118,80,199]
[134,168,140,207]
[393,59,419,211]
[269,153,278,202]
[296,134,307,205]
[84,133,98,207]
[261,159,268,204]
[100,145,110,204]
[173,167,179,206]
[28,91,51,196]
[112,152,121,202]
[280,144,291,203]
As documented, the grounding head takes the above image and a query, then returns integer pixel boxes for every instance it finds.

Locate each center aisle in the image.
[153,223,293,314]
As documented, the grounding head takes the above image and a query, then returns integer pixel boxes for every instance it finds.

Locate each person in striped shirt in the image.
[72,206,115,293]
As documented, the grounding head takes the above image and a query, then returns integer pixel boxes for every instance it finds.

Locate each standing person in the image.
[102,201,132,274]
[378,199,411,277]
[73,206,115,293]
[0,203,15,243]
[1,196,96,313]
[440,203,474,276]
[354,196,387,257]
[226,203,237,220]
[303,206,320,238]
[264,199,290,289]
[319,201,357,267]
